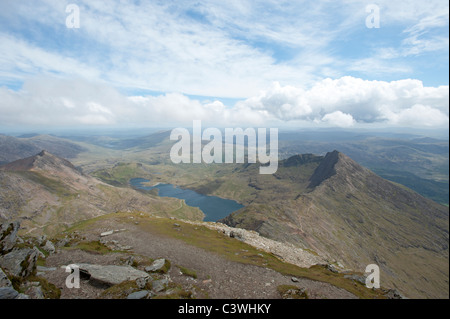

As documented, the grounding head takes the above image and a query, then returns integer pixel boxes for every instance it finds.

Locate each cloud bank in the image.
[0,76,447,129]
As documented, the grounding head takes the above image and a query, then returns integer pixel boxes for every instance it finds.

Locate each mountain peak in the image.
[0,150,79,174]
[308,150,368,188]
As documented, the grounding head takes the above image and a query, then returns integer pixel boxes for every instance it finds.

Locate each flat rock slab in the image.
[77,263,149,287]
[127,290,149,299]
[100,230,114,237]
[0,287,19,299]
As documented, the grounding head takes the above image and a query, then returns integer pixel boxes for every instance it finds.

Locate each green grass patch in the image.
[64,240,112,255]
[177,265,197,279]
[27,275,61,299]
[153,282,193,299]
[100,280,140,299]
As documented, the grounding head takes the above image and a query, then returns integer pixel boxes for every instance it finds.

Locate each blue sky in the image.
[0,0,448,129]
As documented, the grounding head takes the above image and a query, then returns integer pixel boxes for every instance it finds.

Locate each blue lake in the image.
[129,178,244,222]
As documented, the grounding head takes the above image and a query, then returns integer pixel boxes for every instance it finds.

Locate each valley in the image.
[0,131,448,299]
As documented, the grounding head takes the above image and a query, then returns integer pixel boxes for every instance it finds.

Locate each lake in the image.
[129,178,244,222]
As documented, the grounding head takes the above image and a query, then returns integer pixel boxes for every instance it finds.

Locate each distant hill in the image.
[219,151,449,298]
[0,151,203,235]
[0,134,86,164]
[278,133,449,205]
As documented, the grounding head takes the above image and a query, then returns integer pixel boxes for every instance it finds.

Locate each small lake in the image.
[129,178,244,222]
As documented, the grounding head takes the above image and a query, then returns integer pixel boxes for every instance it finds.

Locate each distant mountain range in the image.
[0,134,86,165]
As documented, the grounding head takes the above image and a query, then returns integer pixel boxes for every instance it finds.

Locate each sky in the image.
[0,0,448,131]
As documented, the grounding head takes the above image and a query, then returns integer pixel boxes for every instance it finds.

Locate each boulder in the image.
[0,248,38,277]
[0,268,12,288]
[136,277,148,290]
[77,263,149,287]
[385,289,407,299]
[42,240,56,254]
[145,258,168,273]
[152,278,169,293]
[0,287,19,299]
[0,221,20,254]
[36,235,47,246]
[127,290,149,299]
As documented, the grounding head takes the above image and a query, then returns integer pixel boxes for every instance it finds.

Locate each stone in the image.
[0,248,38,277]
[43,240,56,254]
[0,287,19,299]
[152,278,169,293]
[34,247,46,259]
[136,277,148,290]
[343,274,366,285]
[145,258,167,272]
[385,289,407,299]
[281,287,308,299]
[77,263,149,287]
[36,266,57,272]
[229,230,243,240]
[127,290,149,299]
[36,235,47,246]
[0,268,12,288]
[25,285,45,299]
[124,256,135,266]
[291,277,299,283]
[100,230,114,237]
[0,221,20,253]
[326,264,339,273]
[56,238,70,247]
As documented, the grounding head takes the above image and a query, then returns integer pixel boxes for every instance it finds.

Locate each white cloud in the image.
[386,104,449,127]
[0,76,447,129]
[237,76,449,127]
[322,111,355,127]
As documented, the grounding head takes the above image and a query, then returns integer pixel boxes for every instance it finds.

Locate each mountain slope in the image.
[221,151,449,298]
[0,151,203,235]
[0,134,86,165]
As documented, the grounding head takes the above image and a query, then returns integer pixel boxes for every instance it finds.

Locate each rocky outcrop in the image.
[42,240,56,254]
[77,263,149,287]
[182,220,326,269]
[0,220,59,299]
[0,221,20,253]
[0,248,38,278]
[0,287,19,299]
[144,258,170,273]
